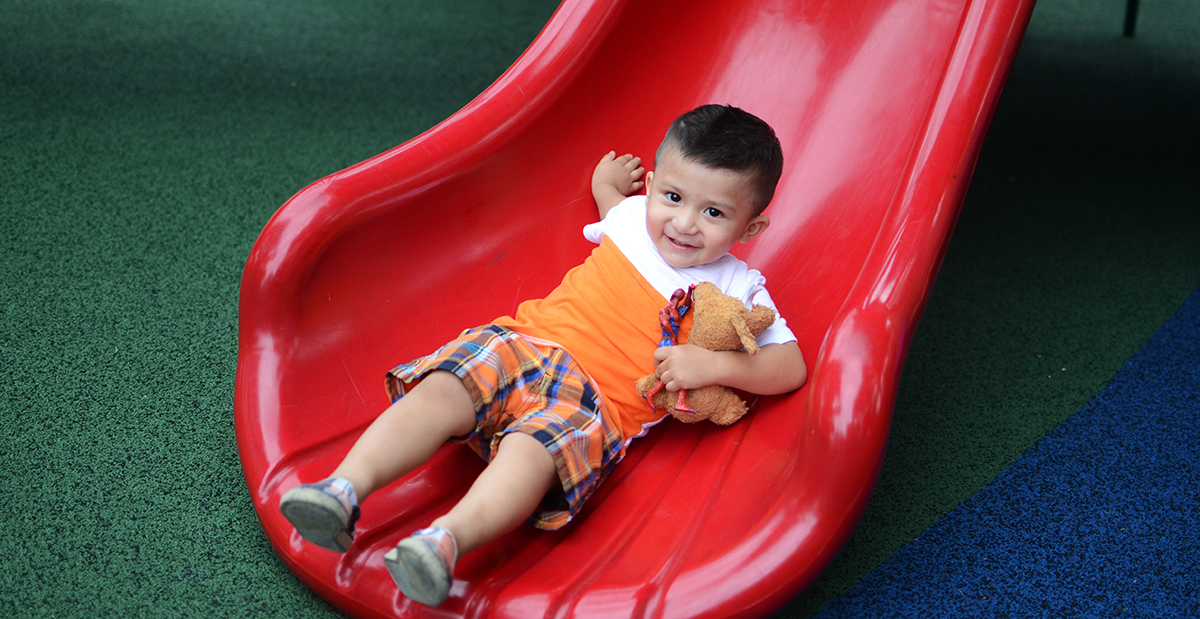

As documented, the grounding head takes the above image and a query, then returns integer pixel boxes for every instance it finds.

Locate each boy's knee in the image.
[497,432,557,480]
[405,370,476,436]
[420,370,471,399]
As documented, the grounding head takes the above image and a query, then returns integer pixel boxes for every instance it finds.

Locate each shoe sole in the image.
[384,539,451,606]
[279,486,352,552]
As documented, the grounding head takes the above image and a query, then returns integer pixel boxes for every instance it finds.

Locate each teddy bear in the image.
[635,281,776,426]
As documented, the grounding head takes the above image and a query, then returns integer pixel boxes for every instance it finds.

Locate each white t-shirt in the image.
[582,196,796,347]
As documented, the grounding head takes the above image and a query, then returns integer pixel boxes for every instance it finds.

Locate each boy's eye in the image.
[666,192,682,203]
[704,207,724,218]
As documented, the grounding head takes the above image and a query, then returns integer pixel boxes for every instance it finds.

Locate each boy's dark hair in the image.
[656,104,784,214]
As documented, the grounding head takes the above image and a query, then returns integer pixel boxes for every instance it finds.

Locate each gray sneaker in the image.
[279,481,359,552]
[384,527,457,606]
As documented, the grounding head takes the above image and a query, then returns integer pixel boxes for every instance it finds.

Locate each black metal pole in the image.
[1124,0,1141,38]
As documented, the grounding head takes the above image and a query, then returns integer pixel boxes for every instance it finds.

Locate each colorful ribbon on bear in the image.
[643,285,698,415]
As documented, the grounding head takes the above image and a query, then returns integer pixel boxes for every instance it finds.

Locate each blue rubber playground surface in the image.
[816,286,1200,618]
[2,0,1197,617]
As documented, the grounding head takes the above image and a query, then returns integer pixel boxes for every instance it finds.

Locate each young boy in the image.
[279,104,807,606]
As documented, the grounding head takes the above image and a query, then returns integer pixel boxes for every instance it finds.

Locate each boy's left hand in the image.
[653,344,717,392]
[592,151,645,218]
[593,151,645,197]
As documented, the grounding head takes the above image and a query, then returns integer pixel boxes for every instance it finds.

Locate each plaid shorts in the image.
[384,325,624,530]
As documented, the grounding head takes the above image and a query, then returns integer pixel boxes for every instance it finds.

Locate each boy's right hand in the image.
[652,343,719,393]
[592,151,645,218]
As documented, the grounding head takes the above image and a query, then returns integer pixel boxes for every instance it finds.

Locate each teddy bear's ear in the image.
[731,313,761,354]
[691,282,719,305]
[747,305,776,334]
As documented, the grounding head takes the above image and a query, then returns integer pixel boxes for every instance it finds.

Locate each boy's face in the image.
[644,147,770,269]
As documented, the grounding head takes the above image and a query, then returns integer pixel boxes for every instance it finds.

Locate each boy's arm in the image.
[653,341,807,396]
[592,151,645,219]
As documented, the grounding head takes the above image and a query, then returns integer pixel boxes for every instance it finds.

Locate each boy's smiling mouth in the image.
[665,233,698,250]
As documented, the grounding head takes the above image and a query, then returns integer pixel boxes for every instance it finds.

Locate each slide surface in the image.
[234,0,1034,617]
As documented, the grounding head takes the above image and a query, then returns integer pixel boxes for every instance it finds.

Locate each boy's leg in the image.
[384,431,557,605]
[281,370,476,551]
[434,431,558,555]
[332,369,477,500]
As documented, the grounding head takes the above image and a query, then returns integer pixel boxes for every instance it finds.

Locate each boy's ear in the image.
[739,215,770,243]
[645,170,654,190]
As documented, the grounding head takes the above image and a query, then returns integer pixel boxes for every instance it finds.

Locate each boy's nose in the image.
[674,208,699,234]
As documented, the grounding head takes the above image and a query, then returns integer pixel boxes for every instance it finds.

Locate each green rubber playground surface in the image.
[2,0,1196,616]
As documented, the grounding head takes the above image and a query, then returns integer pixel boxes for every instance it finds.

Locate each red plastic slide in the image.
[235,0,1034,616]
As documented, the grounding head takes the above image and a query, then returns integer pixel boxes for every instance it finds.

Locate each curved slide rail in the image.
[235,0,1035,616]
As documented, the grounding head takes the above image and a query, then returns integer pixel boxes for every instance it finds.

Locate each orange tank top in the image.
[493,236,692,441]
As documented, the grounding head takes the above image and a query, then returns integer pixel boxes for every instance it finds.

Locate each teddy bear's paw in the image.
[634,374,659,395]
[669,406,708,423]
[707,390,749,425]
[708,408,748,425]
